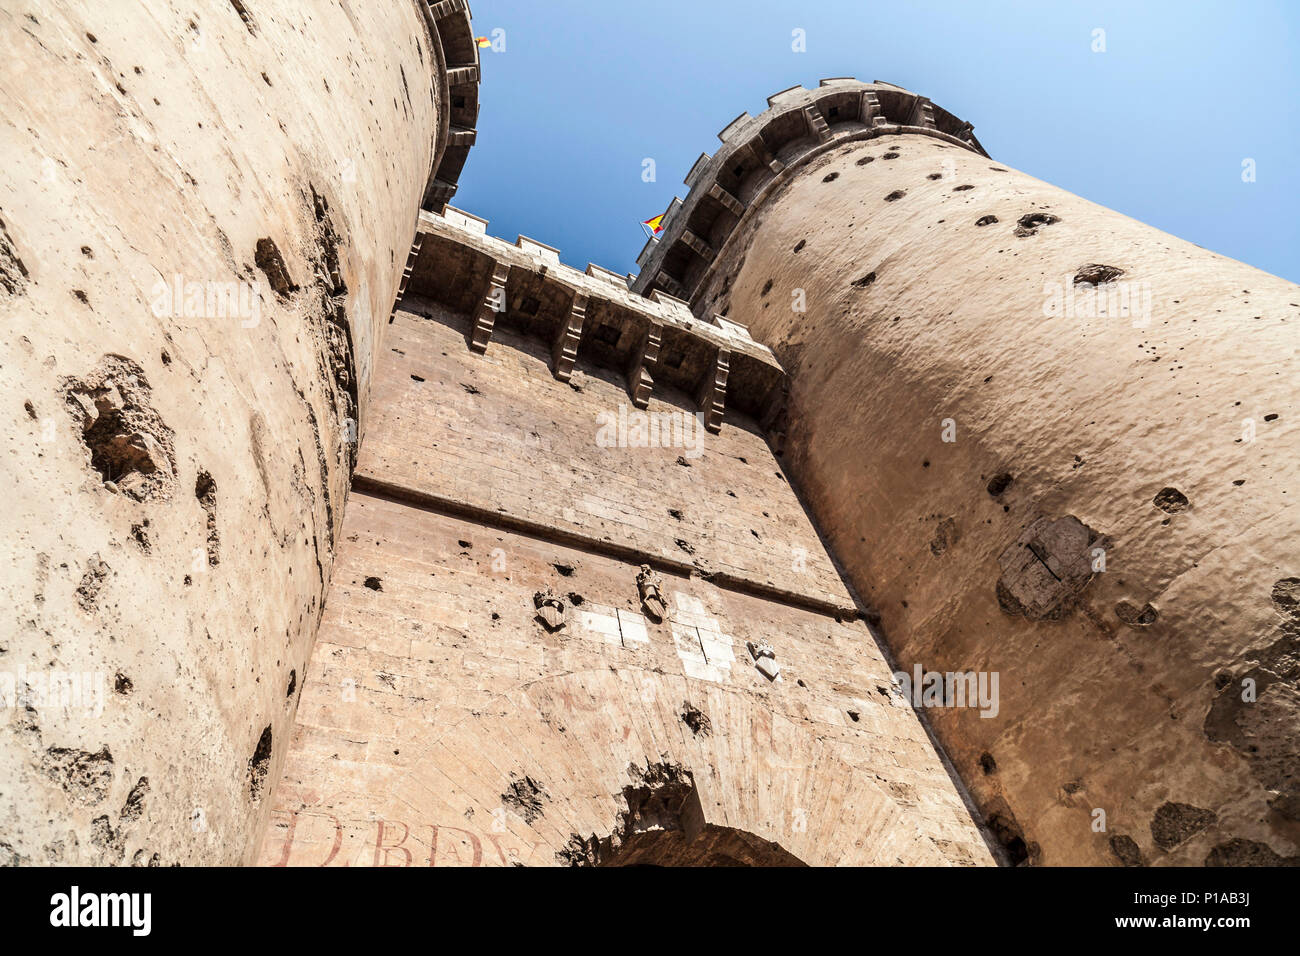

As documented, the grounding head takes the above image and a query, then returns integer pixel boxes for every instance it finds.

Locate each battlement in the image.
[398,206,788,432]
[631,78,986,305]
[419,0,481,211]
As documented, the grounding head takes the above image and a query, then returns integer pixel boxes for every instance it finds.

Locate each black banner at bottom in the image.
[0,865,1280,942]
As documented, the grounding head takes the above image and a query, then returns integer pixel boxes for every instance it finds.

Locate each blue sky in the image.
[456,0,1299,283]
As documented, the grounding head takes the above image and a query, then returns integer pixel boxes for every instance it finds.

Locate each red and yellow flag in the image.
[642,213,665,235]
[476,36,492,48]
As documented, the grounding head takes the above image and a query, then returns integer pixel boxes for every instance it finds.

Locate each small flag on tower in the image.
[641,213,666,236]
[476,36,492,48]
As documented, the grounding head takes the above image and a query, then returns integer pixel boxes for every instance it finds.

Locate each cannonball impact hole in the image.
[62,355,176,501]
[680,702,711,736]
[254,237,297,296]
[975,215,998,227]
[884,190,907,202]
[986,472,1014,497]
[247,725,273,799]
[194,470,219,566]
[227,0,257,35]
[1014,212,1060,237]
[1110,835,1143,867]
[986,812,1031,865]
[1271,577,1300,617]
[364,576,383,591]
[1152,486,1190,514]
[1074,264,1125,286]
[1115,600,1159,628]
[822,171,839,183]
[851,271,877,288]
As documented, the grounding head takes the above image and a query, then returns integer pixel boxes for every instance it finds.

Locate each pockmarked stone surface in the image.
[258,280,995,865]
[8,34,1295,869]
[637,79,1300,866]
[0,0,474,865]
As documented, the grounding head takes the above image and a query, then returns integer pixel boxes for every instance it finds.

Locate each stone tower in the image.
[3,8,1296,868]
[1,0,478,866]
[634,80,1300,867]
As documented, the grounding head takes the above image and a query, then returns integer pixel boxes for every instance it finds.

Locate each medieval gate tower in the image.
[2,2,1297,867]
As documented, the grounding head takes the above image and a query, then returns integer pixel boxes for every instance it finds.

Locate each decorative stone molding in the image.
[630,78,988,308]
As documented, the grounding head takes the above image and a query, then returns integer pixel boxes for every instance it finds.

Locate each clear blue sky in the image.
[457,0,1299,283]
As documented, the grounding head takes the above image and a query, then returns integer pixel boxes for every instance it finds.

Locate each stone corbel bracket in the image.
[389,234,424,323]
[625,318,661,409]
[401,207,788,432]
[552,293,587,383]
[417,0,481,212]
[629,78,988,309]
[468,260,509,353]
[694,345,729,434]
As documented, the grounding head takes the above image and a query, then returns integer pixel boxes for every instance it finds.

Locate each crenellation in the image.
[718,110,754,142]
[632,80,988,305]
[411,206,784,425]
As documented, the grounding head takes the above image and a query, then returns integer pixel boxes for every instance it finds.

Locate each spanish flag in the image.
[476,36,492,48]
[642,213,666,235]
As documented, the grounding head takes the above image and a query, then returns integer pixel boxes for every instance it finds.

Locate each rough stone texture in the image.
[360,305,848,611]
[10,39,1291,868]
[256,300,995,866]
[0,0,453,864]
[655,82,1300,865]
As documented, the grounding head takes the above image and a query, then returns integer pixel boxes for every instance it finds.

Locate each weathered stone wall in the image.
[359,298,851,610]
[681,122,1300,865]
[257,306,995,866]
[0,0,451,864]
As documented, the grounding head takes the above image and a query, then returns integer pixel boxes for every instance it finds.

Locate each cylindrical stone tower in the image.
[0,0,478,864]
[634,79,1300,866]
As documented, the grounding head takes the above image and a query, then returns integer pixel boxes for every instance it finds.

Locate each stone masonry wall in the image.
[359,302,851,611]
[258,304,995,866]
